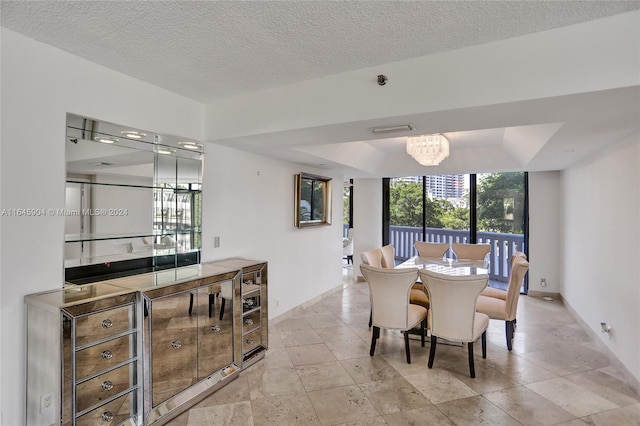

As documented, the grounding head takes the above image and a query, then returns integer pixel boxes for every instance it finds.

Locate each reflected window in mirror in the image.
[294,172,332,228]
[64,114,203,284]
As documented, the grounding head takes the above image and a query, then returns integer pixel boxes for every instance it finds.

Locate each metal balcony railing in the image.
[345,224,525,283]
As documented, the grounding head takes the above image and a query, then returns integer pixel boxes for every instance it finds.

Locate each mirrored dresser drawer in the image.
[25,283,142,426]
[75,391,137,426]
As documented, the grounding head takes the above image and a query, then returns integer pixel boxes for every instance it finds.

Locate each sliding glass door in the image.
[476,172,527,291]
[384,172,528,292]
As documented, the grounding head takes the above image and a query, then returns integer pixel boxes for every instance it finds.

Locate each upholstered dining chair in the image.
[419,268,489,378]
[480,251,527,300]
[452,243,491,261]
[361,247,384,327]
[364,245,430,327]
[475,256,529,351]
[414,241,449,258]
[360,264,426,364]
[380,244,395,268]
[361,247,383,268]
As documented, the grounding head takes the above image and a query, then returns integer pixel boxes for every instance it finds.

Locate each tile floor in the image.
[167,267,640,425]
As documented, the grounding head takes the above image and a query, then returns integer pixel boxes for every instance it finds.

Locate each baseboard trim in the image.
[560,295,640,397]
[270,282,344,325]
[527,290,561,299]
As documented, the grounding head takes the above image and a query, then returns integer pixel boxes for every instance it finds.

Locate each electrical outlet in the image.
[540,278,546,287]
[40,393,52,413]
[276,299,280,307]
[214,236,220,248]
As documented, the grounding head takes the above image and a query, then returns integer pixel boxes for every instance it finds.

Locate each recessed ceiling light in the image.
[178,141,202,150]
[90,162,114,166]
[94,136,119,144]
[157,147,176,155]
[121,130,147,139]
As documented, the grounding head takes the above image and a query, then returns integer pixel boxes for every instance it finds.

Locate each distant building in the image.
[394,175,466,200]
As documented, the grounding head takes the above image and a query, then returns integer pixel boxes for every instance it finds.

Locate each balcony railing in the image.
[345,224,525,284]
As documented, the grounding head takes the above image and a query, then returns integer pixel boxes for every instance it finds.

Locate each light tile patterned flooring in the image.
[168,267,640,425]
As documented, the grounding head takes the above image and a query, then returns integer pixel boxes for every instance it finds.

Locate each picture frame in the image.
[294,172,332,228]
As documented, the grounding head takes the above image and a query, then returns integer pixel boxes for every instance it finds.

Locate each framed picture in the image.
[294,172,332,228]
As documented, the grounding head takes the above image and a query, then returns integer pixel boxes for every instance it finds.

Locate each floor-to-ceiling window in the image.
[384,172,528,291]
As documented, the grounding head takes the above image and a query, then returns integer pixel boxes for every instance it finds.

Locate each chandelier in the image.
[406,134,450,166]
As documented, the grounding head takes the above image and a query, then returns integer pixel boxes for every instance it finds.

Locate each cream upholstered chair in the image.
[342,228,354,264]
[361,245,429,328]
[361,248,383,268]
[380,244,430,317]
[476,256,529,351]
[480,251,527,300]
[360,264,426,364]
[452,242,491,261]
[361,248,384,327]
[420,268,489,378]
[414,241,449,258]
[380,244,395,268]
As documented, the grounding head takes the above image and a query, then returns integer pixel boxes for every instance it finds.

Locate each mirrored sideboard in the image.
[26,258,268,425]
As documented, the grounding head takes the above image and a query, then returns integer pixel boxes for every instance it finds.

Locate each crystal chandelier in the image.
[406,134,450,166]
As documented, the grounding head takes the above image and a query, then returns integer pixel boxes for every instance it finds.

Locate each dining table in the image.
[396,256,489,277]
[396,256,489,343]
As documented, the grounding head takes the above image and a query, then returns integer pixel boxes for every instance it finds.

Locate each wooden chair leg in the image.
[219,297,225,321]
[420,319,426,347]
[369,326,379,356]
[188,293,194,315]
[404,331,411,364]
[428,335,437,368]
[481,331,487,359]
[468,342,475,378]
[368,309,372,328]
[506,320,515,351]
[208,293,215,318]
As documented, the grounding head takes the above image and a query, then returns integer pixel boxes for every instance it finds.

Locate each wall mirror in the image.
[64,113,203,284]
[294,172,332,228]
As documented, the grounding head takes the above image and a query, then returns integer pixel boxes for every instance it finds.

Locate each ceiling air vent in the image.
[369,124,415,134]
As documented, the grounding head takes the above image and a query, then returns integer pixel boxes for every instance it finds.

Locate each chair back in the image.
[420,269,488,341]
[414,241,448,258]
[505,256,529,320]
[361,248,383,267]
[380,244,395,268]
[452,243,491,261]
[360,264,419,330]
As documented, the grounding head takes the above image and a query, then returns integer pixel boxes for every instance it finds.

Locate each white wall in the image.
[200,143,343,317]
[0,29,204,426]
[528,171,562,294]
[562,133,640,384]
[351,178,383,279]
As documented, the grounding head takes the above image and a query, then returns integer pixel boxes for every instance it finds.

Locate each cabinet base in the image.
[146,364,240,425]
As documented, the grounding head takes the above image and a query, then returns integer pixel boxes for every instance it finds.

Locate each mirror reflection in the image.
[64,114,203,284]
[294,172,332,228]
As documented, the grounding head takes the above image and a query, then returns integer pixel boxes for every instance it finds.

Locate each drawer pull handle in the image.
[101,381,114,391]
[102,411,114,422]
[171,340,182,349]
[245,338,253,345]
[211,324,221,332]
[101,350,113,360]
[245,318,254,326]
[101,319,113,329]
[243,299,254,307]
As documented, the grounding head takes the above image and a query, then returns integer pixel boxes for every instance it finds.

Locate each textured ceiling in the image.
[2,0,638,102]
[2,1,639,176]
